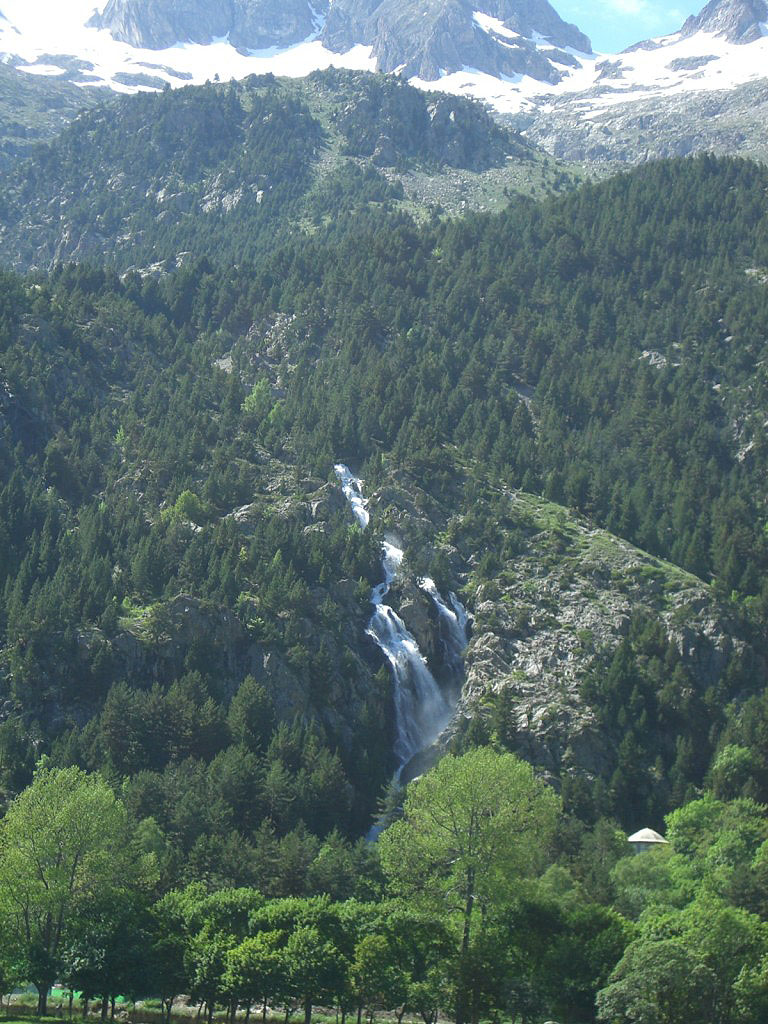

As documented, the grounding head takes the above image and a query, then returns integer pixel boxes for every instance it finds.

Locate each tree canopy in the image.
[0,762,148,1013]
[380,748,560,1023]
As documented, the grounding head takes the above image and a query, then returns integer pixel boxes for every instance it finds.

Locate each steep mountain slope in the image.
[0,60,102,171]
[92,0,326,51]
[2,155,767,835]
[521,79,768,166]
[321,0,592,81]
[0,70,571,273]
[0,0,592,91]
[680,0,768,42]
[519,0,768,166]
[364,467,762,827]
[2,0,768,171]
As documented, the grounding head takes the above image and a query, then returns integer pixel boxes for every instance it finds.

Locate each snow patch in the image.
[473,11,520,42]
[17,62,67,75]
[0,1,373,94]
[0,0,766,118]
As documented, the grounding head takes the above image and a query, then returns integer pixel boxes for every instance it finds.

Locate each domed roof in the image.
[628,828,669,844]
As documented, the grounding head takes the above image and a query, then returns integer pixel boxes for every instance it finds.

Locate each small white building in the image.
[628,828,670,854]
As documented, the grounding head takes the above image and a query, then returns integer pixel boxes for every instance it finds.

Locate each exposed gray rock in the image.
[667,54,717,71]
[90,0,329,51]
[323,0,592,81]
[680,0,768,44]
[113,70,168,88]
[90,0,232,48]
[520,79,768,169]
[230,0,326,50]
[448,491,758,780]
[372,466,761,788]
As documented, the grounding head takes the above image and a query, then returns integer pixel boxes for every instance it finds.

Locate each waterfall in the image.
[419,576,470,672]
[334,465,453,770]
[334,463,369,528]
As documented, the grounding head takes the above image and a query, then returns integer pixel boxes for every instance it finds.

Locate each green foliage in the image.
[167,489,207,526]
[380,748,560,1023]
[0,115,767,1024]
[597,937,720,1024]
[0,71,539,272]
[599,896,768,1024]
[0,763,149,1014]
[0,153,766,849]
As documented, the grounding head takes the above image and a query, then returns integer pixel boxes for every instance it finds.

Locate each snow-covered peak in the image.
[411,1,768,117]
[0,0,766,129]
[0,0,374,93]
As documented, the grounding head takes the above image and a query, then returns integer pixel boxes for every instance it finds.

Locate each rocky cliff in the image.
[680,0,768,44]
[91,0,592,81]
[323,0,591,80]
[91,0,328,51]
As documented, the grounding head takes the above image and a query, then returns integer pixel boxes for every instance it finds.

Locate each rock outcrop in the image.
[91,0,592,81]
[369,468,762,788]
[680,0,768,44]
[519,79,768,169]
[90,0,328,51]
[323,0,592,81]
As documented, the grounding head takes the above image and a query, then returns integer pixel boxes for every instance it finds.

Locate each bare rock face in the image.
[680,0,768,44]
[323,0,592,81]
[521,79,768,169]
[492,0,591,50]
[91,0,328,51]
[90,0,232,48]
[92,0,592,80]
[230,0,326,50]
[372,469,762,789]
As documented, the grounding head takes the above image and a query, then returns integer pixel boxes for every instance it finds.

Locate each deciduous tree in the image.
[379,748,560,1024]
[0,762,142,1015]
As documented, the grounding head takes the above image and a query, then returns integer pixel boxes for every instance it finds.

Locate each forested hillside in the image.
[1,66,768,1020]
[0,69,571,272]
[0,62,101,172]
[227,155,768,605]
[0,153,766,842]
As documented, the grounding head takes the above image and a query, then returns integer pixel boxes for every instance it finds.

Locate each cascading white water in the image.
[419,577,470,671]
[334,463,370,528]
[334,465,454,769]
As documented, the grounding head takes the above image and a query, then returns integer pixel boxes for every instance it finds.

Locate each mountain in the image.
[517,0,768,167]
[0,70,569,273]
[0,59,102,172]
[91,0,327,51]
[92,0,594,81]
[2,155,768,834]
[320,0,592,81]
[521,78,768,167]
[1,0,767,176]
[680,0,768,43]
[0,0,594,95]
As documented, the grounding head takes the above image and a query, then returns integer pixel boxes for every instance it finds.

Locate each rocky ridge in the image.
[91,0,327,52]
[513,0,768,169]
[518,78,768,168]
[680,0,768,44]
[362,467,762,788]
[3,0,768,176]
[322,0,591,81]
[0,70,570,274]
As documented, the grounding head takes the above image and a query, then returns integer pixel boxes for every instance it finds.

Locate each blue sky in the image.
[555,0,706,53]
